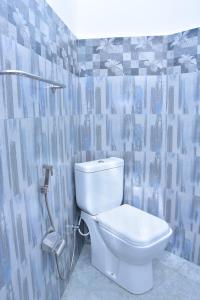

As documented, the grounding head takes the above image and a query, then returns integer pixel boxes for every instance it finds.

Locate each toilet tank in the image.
[75,157,124,215]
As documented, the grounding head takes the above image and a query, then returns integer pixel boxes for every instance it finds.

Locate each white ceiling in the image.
[46,0,200,39]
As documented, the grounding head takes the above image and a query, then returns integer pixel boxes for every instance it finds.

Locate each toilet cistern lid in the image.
[75,157,124,173]
[96,204,171,246]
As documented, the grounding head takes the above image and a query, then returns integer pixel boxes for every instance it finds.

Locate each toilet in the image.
[75,157,172,294]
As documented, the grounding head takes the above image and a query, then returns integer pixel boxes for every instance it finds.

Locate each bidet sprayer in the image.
[41,165,53,194]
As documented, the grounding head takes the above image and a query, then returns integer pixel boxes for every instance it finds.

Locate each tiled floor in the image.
[62,244,200,300]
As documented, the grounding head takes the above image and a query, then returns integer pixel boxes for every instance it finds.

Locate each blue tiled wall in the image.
[1,0,200,299]
[0,1,82,300]
[77,29,199,76]
[77,29,200,266]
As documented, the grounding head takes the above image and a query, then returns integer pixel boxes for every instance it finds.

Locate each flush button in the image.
[98,160,104,163]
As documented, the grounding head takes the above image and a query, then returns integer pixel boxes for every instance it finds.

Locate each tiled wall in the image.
[0,1,83,300]
[77,28,199,77]
[1,0,200,299]
[76,29,200,265]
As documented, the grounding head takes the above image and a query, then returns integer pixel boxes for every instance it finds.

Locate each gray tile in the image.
[178,259,200,284]
[156,251,185,271]
[145,273,200,300]
[153,259,177,288]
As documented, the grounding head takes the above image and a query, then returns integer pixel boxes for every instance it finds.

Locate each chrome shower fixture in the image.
[41,165,55,231]
[41,165,67,280]
[41,165,53,194]
[40,164,78,280]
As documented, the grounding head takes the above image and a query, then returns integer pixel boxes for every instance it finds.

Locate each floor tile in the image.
[178,259,200,284]
[145,272,200,300]
[152,260,176,288]
[157,251,186,271]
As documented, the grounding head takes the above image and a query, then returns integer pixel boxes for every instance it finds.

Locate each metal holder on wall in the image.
[0,69,66,92]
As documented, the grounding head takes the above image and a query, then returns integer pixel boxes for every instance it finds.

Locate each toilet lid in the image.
[96,204,170,246]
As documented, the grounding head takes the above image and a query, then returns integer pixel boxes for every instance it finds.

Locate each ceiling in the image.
[46,0,200,39]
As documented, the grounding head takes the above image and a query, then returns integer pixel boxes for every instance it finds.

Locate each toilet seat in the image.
[96,204,170,246]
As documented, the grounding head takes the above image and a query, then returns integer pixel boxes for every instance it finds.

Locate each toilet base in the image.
[81,211,154,294]
[92,248,153,294]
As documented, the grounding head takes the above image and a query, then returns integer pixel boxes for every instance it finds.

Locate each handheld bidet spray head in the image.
[41,165,55,231]
[41,165,53,194]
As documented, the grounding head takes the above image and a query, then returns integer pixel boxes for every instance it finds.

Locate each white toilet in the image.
[75,157,172,294]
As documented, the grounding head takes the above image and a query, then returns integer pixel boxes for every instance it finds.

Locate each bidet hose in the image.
[43,191,77,280]
[77,216,90,237]
[41,166,78,281]
[70,227,77,269]
[54,226,77,281]
[44,192,55,231]
[55,254,66,281]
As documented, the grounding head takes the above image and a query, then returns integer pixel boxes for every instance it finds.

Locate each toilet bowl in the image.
[75,157,172,294]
